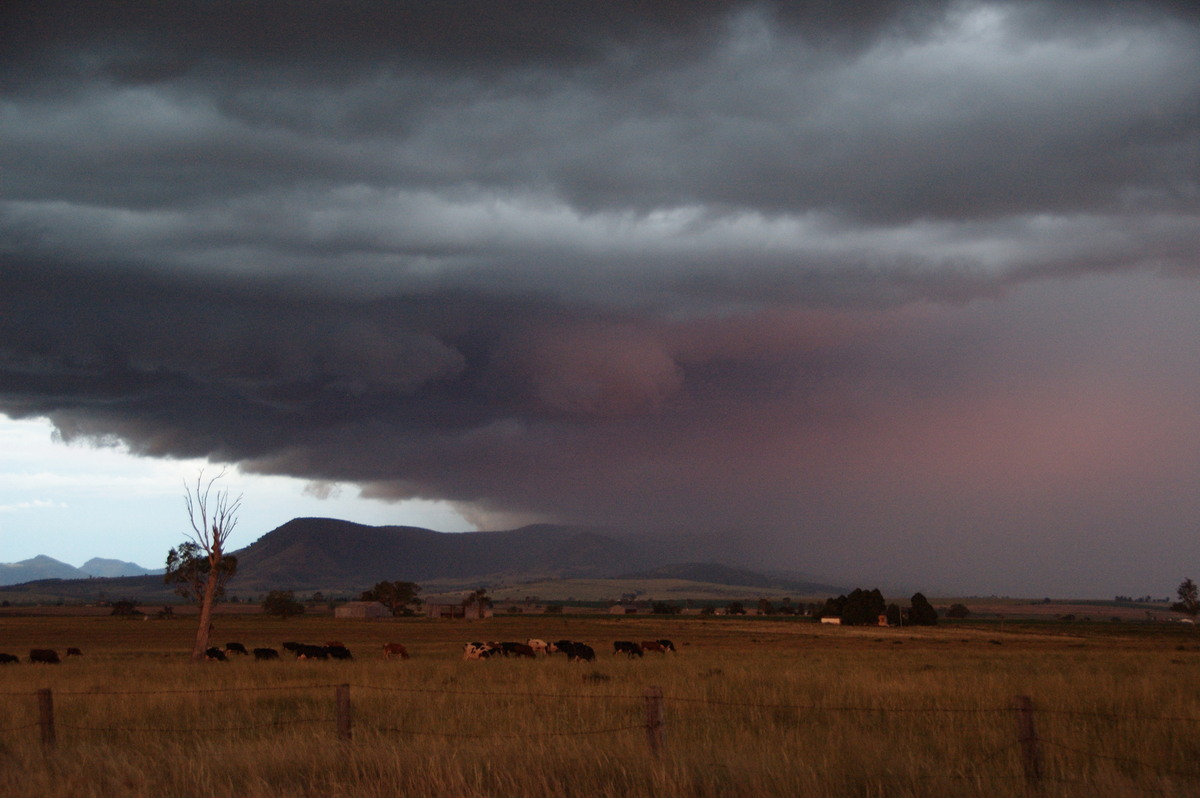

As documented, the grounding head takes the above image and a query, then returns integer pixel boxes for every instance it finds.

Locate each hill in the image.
[229,517,669,591]
[0,555,86,586]
[80,557,162,578]
[0,517,844,603]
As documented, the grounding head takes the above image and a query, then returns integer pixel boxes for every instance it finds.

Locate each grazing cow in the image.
[526,638,551,655]
[463,642,500,660]
[0,653,19,664]
[500,641,536,658]
[554,641,595,662]
[29,649,60,664]
[204,647,227,661]
[225,642,248,655]
[295,644,329,660]
[253,647,280,661]
[642,640,675,654]
[382,643,410,660]
[326,645,353,660]
[66,647,83,656]
[282,641,303,655]
[613,640,643,658]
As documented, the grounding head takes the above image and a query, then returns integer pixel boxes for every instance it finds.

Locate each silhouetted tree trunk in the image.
[182,470,241,662]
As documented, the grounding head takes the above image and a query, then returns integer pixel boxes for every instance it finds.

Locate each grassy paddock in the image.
[3,614,1200,797]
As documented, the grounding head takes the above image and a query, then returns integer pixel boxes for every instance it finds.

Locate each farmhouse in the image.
[334,601,391,619]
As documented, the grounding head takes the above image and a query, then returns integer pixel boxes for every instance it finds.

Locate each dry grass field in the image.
[3,612,1200,797]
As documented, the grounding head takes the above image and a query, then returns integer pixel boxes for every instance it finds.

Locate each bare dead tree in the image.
[177,468,242,662]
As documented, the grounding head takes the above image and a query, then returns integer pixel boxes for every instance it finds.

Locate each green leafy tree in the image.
[946,603,971,619]
[908,592,939,626]
[841,588,886,626]
[110,599,141,617]
[261,590,305,619]
[462,588,492,609]
[1172,578,1200,622]
[360,580,423,616]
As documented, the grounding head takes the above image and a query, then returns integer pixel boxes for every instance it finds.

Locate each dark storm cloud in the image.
[2,1,1199,595]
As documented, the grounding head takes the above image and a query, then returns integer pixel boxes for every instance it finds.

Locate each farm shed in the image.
[334,601,391,619]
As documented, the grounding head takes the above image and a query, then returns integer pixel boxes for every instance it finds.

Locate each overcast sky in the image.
[2,1,1198,597]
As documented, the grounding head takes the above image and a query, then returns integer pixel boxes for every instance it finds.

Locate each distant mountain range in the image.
[0,555,161,586]
[0,517,844,599]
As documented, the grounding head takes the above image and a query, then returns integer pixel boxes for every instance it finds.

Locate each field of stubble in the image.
[2,612,1200,797]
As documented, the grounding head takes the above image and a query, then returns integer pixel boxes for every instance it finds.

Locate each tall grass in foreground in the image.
[2,617,1200,796]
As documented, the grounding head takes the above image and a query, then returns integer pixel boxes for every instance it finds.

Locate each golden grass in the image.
[2,615,1200,796]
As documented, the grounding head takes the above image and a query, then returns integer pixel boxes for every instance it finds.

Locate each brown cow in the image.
[382,642,410,660]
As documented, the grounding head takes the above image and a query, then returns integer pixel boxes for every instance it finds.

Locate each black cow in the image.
[0,653,19,664]
[66,647,83,656]
[326,645,353,660]
[613,640,643,658]
[29,649,60,664]
[294,644,329,660]
[282,641,303,654]
[500,641,536,658]
[253,647,280,661]
[225,642,248,655]
[205,647,227,661]
[554,641,595,662]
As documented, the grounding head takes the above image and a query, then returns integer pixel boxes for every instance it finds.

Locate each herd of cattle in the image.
[0,638,676,664]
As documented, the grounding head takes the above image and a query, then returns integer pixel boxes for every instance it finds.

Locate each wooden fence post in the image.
[643,685,665,758]
[1012,694,1042,790]
[38,688,55,749]
[336,683,352,742]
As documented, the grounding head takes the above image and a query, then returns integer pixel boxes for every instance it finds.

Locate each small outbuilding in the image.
[334,601,391,619]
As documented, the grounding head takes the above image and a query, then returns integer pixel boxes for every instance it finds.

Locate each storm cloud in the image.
[2,1,1199,595]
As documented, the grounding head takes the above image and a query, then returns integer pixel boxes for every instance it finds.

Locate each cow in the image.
[66,647,83,656]
[382,643,410,660]
[253,647,280,661]
[463,642,499,660]
[500,641,536,658]
[326,645,353,660]
[641,640,675,654]
[613,640,643,658]
[554,641,595,662]
[0,653,19,664]
[29,649,60,664]
[295,644,329,660]
[526,638,551,655]
[204,647,227,661]
[225,642,248,655]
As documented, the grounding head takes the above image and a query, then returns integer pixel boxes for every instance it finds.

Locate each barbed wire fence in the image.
[8,682,1200,790]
